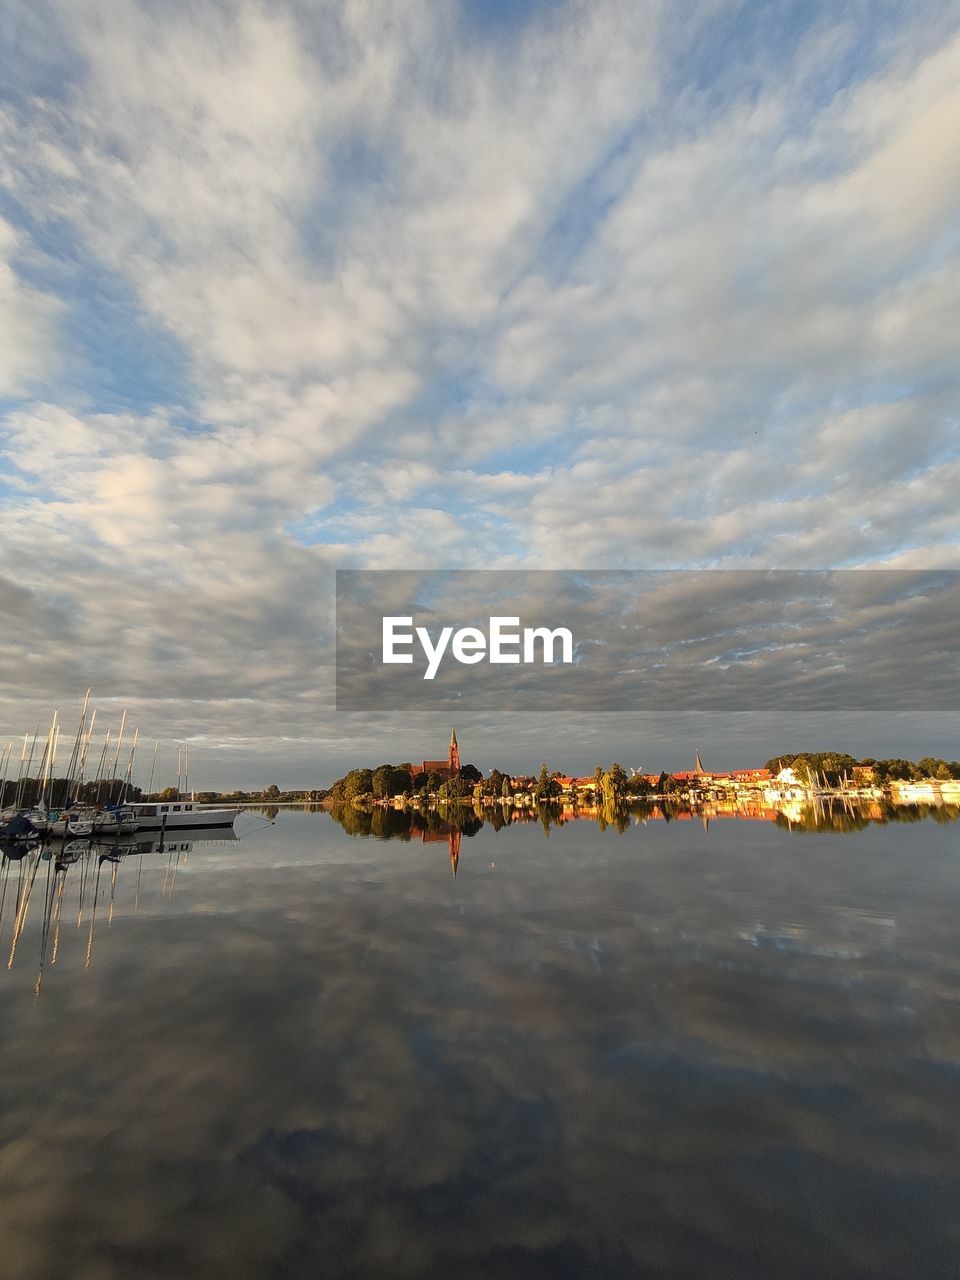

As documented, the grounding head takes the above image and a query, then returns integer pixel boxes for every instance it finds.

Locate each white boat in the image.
[66,810,95,837]
[890,780,943,804]
[93,806,140,835]
[54,805,139,837]
[128,800,240,830]
[30,805,75,836]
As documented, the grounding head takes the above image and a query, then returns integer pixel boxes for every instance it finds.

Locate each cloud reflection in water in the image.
[0,810,959,1278]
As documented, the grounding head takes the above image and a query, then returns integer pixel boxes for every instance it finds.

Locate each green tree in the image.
[789,757,815,784]
[390,767,412,795]
[917,756,950,779]
[601,763,628,804]
[878,758,920,781]
[368,764,412,799]
[371,765,393,798]
[534,762,561,801]
[343,768,374,801]
[485,768,506,796]
[438,775,468,802]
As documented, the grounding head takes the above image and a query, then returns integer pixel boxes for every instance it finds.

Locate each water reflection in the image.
[3,801,956,989]
[329,795,960,841]
[1,830,237,993]
[2,810,960,1277]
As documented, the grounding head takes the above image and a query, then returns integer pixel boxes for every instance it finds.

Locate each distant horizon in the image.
[6,713,956,794]
[3,1,959,779]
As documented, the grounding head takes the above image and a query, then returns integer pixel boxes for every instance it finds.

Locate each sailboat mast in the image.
[34,726,51,809]
[11,731,26,811]
[147,738,160,798]
[110,710,128,804]
[49,722,61,803]
[93,730,111,804]
[9,733,28,811]
[121,728,140,803]
[38,712,60,808]
[0,742,11,810]
[61,689,91,808]
[15,726,39,810]
[73,708,97,804]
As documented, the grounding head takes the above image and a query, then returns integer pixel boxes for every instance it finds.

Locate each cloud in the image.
[0,0,958,775]
[0,218,63,395]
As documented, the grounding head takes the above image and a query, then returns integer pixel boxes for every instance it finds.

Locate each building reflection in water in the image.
[327,795,960,872]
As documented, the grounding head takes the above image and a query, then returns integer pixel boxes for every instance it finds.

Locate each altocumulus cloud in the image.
[0,0,958,782]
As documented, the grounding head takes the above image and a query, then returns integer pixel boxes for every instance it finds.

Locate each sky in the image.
[1,0,958,787]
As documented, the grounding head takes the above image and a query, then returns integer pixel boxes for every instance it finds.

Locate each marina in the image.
[0,693,240,843]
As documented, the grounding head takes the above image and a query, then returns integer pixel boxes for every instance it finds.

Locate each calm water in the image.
[1,808,959,1279]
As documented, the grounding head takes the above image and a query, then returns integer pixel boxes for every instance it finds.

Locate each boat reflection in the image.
[1,828,238,993]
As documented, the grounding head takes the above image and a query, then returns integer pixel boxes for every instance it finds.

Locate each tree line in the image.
[0,776,144,809]
[326,760,655,808]
[766,752,960,784]
[327,761,483,806]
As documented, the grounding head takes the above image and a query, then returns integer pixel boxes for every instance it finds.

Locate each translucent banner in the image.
[335,569,960,711]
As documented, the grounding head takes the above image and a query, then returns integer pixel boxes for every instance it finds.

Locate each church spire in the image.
[449,725,460,773]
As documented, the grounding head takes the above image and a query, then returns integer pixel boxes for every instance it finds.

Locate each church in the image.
[409,726,461,782]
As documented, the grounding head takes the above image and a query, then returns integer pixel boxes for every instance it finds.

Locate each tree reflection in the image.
[328,797,960,846]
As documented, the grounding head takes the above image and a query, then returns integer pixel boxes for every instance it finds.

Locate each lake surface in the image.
[1,807,959,1279]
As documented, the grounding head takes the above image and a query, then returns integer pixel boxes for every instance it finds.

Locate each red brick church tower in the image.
[410,725,462,782]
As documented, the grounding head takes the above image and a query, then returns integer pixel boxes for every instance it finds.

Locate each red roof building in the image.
[409,726,461,781]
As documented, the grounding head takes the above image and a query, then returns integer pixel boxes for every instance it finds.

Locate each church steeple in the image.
[449,725,460,773]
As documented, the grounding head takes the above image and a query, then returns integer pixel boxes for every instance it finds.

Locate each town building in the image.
[409,726,461,783]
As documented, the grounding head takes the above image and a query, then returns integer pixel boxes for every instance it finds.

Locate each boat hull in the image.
[131,807,240,830]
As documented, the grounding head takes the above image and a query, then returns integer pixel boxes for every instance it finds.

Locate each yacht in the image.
[128,799,241,830]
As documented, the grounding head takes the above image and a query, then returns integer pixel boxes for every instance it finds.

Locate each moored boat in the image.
[0,811,41,844]
[66,810,96,837]
[92,805,140,835]
[128,800,240,830]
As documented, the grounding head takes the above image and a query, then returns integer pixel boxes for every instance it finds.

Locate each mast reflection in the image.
[0,829,238,993]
